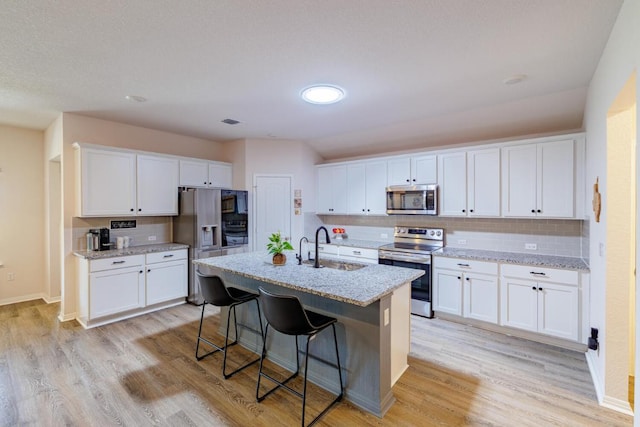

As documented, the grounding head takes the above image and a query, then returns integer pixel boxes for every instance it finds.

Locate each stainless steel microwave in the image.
[386,184,438,215]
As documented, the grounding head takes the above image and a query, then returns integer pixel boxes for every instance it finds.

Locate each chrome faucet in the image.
[296,236,309,265]
[314,226,331,268]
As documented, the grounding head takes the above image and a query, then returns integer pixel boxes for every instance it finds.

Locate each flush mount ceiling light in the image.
[301,85,345,105]
[124,95,147,102]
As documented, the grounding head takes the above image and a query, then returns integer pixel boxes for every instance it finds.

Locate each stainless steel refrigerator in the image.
[173,188,222,304]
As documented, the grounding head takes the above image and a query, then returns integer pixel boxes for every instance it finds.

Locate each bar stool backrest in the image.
[196,272,235,307]
[258,287,314,335]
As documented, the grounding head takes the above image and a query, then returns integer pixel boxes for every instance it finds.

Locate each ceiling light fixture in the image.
[124,95,147,103]
[503,74,528,85]
[301,85,345,105]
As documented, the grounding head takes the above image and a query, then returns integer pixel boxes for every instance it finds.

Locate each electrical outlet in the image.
[599,242,605,257]
[148,235,157,241]
[7,273,15,281]
[525,243,537,250]
[457,239,467,245]
[380,233,388,239]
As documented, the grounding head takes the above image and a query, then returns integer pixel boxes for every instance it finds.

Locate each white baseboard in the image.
[58,311,77,322]
[586,350,634,416]
[0,293,45,307]
[43,295,61,304]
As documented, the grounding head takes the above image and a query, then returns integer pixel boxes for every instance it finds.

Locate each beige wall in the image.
[0,125,46,305]
[583,0,640,414]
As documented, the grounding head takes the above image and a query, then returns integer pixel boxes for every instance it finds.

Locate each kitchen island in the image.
[194,251,424,417]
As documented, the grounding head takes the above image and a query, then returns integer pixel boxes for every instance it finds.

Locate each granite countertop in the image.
[433,247,589,271]
[73,243,189,260]
[194,251,423,307]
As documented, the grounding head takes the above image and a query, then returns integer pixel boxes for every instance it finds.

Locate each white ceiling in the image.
[0,1,623,160]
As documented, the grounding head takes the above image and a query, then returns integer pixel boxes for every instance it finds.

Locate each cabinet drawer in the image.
[90,255,145,272]
[317,244,339,256]
[433,256,498,275]
[501,264,578,285]
[338,246,378,262]
[146,249,188,264]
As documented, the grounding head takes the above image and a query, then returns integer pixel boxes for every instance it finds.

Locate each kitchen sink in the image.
[302,259,367,271]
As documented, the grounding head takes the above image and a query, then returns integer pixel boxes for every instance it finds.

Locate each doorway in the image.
[253,175,292,252]
[606,72,636,414]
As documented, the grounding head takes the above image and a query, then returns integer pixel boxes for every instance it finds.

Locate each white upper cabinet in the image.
[347,160,387,215]
[179,159,232,188]
[387,155,437,186]
[78,148,137,216]
[467,148,501,217]
[136,155,179,215]
[502,138,577,218]
[317,164,348,214]
[438,152,467,216]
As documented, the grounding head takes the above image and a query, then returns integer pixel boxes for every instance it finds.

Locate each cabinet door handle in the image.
[530,271,546,276]
[352,251,361,255]
[163,254,174,258]
[112,260,126,264]
[457,263,470,267]
[538,287,543,291]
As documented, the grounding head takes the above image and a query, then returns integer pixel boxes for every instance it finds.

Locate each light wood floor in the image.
[1,300,633,426]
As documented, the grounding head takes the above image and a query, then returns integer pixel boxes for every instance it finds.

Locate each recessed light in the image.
[503,74,528,85]
[301,85,345,104]
[124,95,147,102]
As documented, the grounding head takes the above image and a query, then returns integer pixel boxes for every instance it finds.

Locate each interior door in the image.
[254,175,292,252]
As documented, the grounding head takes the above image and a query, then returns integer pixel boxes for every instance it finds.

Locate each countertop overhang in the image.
[194,251,423,307]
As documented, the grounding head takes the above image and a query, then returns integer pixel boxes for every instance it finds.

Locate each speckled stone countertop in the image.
[433,247,589,271]
[73,243,189,260]
[312,239,388,249]
[194,251,423,307]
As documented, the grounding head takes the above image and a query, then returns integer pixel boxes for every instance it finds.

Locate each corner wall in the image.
[583,0,640,414]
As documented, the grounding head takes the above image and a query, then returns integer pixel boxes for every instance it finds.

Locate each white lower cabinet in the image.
[145,250,188,305]
[433,257,498,323]
[500,264,579,341]
[77,249,188,328]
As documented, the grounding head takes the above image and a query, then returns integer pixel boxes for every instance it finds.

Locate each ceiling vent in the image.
[221,118,240,125]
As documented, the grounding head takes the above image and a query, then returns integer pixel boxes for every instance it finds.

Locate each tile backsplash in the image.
[72,216,172,251]
[313,214,587,258]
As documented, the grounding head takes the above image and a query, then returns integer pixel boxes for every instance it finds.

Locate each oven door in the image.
[378,256,433,318]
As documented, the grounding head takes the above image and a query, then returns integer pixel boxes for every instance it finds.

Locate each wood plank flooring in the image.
[1,300,633,426]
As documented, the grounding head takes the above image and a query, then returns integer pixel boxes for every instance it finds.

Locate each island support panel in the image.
[214,269,398,418]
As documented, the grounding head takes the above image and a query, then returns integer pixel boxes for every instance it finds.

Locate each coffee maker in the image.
[99,227,111,251]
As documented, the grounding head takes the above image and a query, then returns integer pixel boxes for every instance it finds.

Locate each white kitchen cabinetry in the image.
[438,148,500,217]
[337,246,378,264]
[76,146,179,217]
[83,255,146,321]
[500,264,579,341]
[317,165,348,214]
[76,250,188,328]
[145,249,188,305]
[387,155,437,186]
[179,159,232,188]
[77,148,137,216]
[502,138,577,218]
[433,257,499,323]
[347,161,387,215]
[137,155,179,215]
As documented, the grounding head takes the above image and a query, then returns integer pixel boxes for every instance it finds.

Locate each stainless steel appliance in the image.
[221,189,249,247]
[386,184,438,215]
[173,188,222,304]
[378,226,444,318]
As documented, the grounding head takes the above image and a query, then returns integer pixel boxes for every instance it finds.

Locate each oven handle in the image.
[378,252,431,264]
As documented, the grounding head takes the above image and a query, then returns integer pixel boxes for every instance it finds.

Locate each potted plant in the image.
[267,231,294,265]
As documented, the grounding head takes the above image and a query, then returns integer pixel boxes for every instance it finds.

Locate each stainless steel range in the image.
[378,226,444,318]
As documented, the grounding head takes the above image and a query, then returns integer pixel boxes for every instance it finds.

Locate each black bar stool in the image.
[195,272,264,379]
[256,287,344,427]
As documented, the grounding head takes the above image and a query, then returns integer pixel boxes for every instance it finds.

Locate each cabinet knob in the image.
[465,277,469,281]
[367,209,370,212]
[204,181,207,185]
[139,270,143,274]
[362,209,365,212]
[532,286,537,291]
[406,179,410,183]
[531,209,535,213]
[470,209,474,213]
[412,178,416,182]
[208,182,212,185]
[537,209,541,213]
[538,287,543,291]
[147,269,151,273]
[462,209,466,213]
[457,276,461,280]
[138,208,142,211]
[130,208,134,212]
